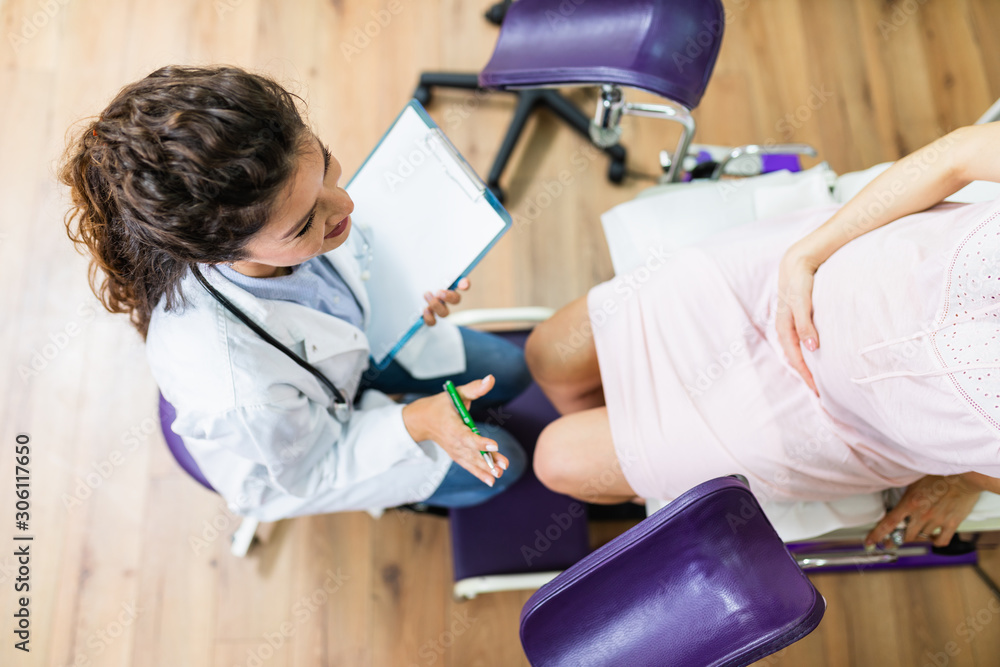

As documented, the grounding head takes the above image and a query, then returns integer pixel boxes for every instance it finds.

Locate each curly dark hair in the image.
[58,64,311,339]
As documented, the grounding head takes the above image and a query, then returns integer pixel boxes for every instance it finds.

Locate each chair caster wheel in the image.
[484,1,510,26]
[413,85,432,106]
[487,183,505,204]
[230,527,257,557]
[608,159,626,184]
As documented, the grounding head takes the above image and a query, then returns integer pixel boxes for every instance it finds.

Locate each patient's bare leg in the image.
[534,406,636,504]
[525,293,605,415]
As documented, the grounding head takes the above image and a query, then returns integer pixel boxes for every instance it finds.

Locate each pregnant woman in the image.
[526,123,1000,548]
[59,65,531,520]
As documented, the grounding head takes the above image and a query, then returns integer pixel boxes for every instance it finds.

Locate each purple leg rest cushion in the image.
[520,476,825,667]
[479,0,725,110]
[450,330,591,580]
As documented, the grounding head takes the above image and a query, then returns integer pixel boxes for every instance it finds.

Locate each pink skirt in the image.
[587,203,965,504]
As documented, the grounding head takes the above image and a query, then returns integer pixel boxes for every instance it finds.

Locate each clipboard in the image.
[344,98,513,371]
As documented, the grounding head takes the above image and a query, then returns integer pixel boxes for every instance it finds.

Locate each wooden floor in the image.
[2,0,1000,664]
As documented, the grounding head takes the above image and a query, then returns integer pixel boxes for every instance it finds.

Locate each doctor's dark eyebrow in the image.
[280,135,333,240]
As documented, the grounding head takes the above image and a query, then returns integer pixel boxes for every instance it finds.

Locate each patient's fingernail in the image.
[500,460,508,470]
[804,337,817,351]
[486,477,495,487]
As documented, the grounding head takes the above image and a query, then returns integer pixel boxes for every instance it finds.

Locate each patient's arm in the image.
[777,122,1000,391]
[797,121,1000,266]
[960,471,1000,495]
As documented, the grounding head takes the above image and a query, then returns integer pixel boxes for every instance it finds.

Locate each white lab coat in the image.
[145,239,467,521]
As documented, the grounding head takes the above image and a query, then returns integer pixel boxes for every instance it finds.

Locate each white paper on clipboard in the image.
[344,99,512,370]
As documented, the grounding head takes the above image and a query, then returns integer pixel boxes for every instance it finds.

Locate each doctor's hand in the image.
[775,241,822,397]
[400,374,509,487]
[865,475,981,549]
[422,277,471,326]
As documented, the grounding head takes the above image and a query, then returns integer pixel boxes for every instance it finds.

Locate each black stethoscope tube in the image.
[191,264,353,422]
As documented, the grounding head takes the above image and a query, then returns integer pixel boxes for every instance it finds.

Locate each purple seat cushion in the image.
[761,154,803,174]
[450,330,591,580]
[158,392,215,492]
[479,0,725,110]
[520,477,825,666]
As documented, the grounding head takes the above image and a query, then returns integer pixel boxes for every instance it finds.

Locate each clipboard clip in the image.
[424,128,486,202]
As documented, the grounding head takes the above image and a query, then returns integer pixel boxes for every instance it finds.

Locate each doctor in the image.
[59,65,530,521]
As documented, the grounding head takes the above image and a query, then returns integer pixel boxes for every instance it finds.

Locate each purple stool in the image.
[415,0,725,199]
[158,392,215,492]
[159,392,265,556]
[520,477,826,666]
[451,329,592,599]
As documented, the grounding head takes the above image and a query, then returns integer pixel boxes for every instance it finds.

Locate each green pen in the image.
[442,380,496,473]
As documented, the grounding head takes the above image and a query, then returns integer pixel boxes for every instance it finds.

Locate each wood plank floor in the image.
[2,0,1000,665]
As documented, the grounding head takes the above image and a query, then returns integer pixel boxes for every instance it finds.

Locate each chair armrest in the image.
[447,306,555,330]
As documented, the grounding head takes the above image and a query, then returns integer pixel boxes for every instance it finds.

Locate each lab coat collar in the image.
[193,262,370,366]
[195,263,271,321]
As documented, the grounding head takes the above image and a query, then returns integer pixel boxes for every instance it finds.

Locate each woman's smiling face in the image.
[230,132,354,277]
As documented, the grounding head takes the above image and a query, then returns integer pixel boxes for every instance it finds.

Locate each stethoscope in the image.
[191,220,376,425]
[351,221,374,281]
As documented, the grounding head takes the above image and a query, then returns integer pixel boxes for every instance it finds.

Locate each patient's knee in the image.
[524,325,545,377]
[533,421,576,495]
[525,322,562,383]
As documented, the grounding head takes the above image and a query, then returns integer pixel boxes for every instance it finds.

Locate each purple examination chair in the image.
[447,330,824,666]
[519,477,826,667]
[416,0,726,200]
[416,0,816,200]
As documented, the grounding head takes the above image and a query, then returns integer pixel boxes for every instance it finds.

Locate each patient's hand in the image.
[865,475,981,549]
[776,241,821,396]
[422,277,470,326]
